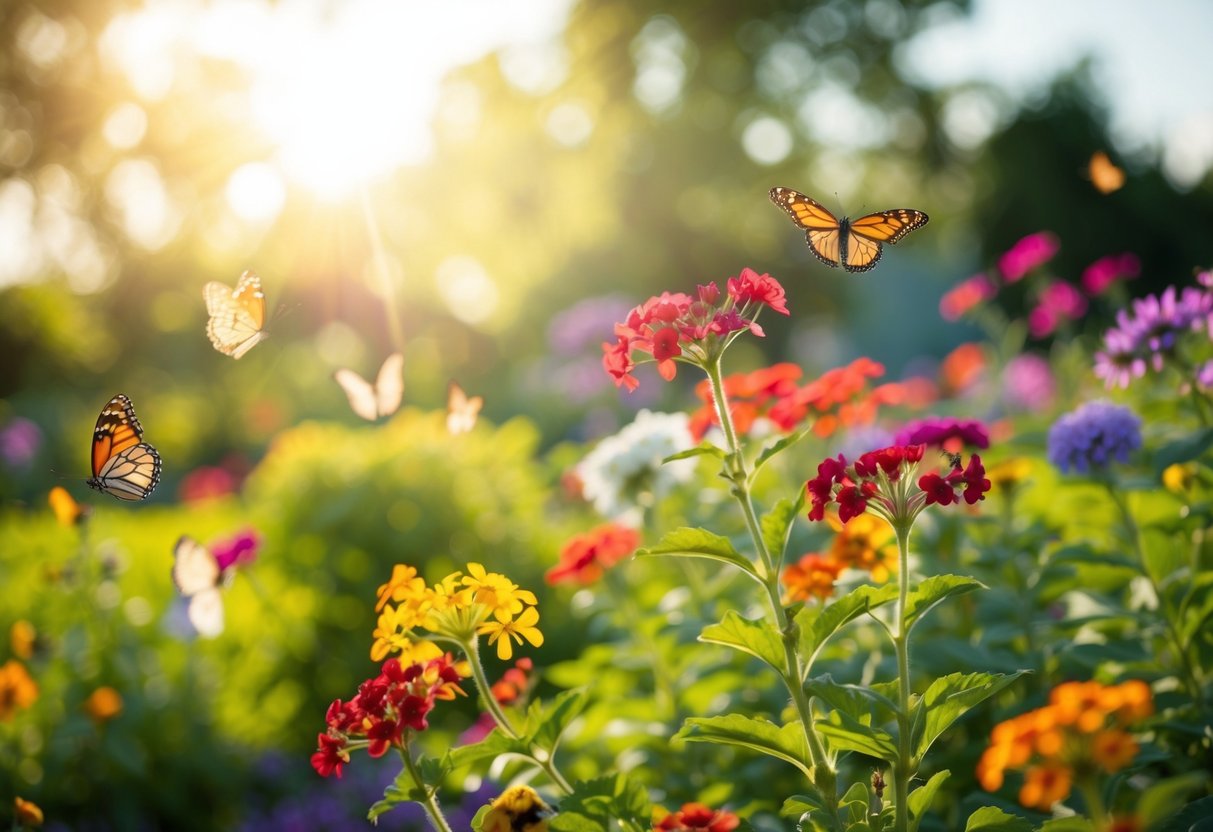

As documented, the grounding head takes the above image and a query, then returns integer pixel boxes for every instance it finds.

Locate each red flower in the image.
[959,454,991,504]
[918,473,957,506]
[311,733,349,778]
[727,268,789,315]
[836,484,870,522]
[655,802,741,832]
[603,338,638,391]
[547,523,641,585]
[366,718,401,757]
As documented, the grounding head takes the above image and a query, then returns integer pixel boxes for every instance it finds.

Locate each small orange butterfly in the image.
[204,270,267,359]
[446,382,483,435]
[769,187,929,273]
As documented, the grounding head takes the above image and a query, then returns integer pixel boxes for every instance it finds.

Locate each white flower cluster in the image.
[578,410,697,523]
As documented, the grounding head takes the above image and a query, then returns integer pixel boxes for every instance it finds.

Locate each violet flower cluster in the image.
[1094,273,1213,389]
[1047,401,1142,474]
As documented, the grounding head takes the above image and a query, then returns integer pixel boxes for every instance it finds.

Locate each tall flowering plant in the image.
[595,268,1018,832]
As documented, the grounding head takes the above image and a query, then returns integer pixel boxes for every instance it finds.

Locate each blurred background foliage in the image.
[2,0,1212,828]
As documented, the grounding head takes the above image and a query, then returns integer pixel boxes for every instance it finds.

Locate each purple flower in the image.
[999,232,1059,283]
[1081,253,1140,296]
[548,295,634,353]
[0,418,42,469]
[835,424,896,460]
[1047,401,1141,474]
[213,529,260,571]
[1094,326,1148,389]
[1197,360,1213,390]
[1002,354,1056,412]
[893,417,990,450]
[1029,281,1088,338]
[1093,276,1213,387]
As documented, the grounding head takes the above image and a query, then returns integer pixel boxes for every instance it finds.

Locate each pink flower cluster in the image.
[603,269,789,391]
[1029,281,1088,338]
[999,232,1060,283]
[806,444,990,525]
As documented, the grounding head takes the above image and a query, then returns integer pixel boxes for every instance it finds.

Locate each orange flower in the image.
[1051,680,1108,732]
[826,513,897,583]
[546,523,641,586]
[83,687,123,722]
[654,802,740,832]
[10,620,36,661]
[1091,729,1138,773]
[976,744,1009,791]
[940,342,986,394]
[14,797,43,827]
[782,554,843,603]
[0,660,38,721]
[1018,762,1072,811]
[1100,679,1154,724]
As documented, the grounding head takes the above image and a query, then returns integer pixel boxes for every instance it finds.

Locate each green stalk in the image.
[400,740,454,832]
[462,635,521,739]
[1075,775,1107,828]
[705,358,836,810]
[892,522,914,832]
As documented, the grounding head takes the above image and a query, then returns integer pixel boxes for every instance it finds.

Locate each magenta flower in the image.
[212,529,261,571]
[0,418,41,470]
[1029,281,1088,338]
[1002,354,1056,412]
[1081,253,1140,296]
[893,417,990,450]
[998,232,1059,283]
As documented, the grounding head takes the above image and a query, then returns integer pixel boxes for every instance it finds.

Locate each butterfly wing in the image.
[769,187,844,268]
[87,394,161,501]
[446,382,482,435]
[844,209,930,273]
[187,589,225,638]
[374,352,404,418]
[334,368,379,421]
[172,536,222,597]
[204,270,266,359]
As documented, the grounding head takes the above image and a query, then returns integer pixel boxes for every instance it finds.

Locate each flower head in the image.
[1082,253,1140,296]
[577,410,696,523]
[602,270,788,390]
[547,523,640,585]
[0,418,41,470]
[826,513,897,582]
[782,553,844,603]
[999,232,1059,283]
[481,786,554,832]
[893,417,990,452]
[654,802,740,832]
[1002,354,1056,412]
[211,528,260,572]
[478,605,545,661]
[1029,281,1088,338]
[0,660,38,721]
[83,687,123,723]
[14,797,43,828]
[940,274,997,320]
[1047,401,1142,474]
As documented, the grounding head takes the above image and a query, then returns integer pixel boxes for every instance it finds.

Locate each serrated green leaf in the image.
[636,527,759,580]
[445,728,526,769]
[761,492,806,569]
[700,611,785,671]
[815,710,897,762]
[796,584,899,673]
[915,672,1025,759]
[963,806,1032,832]
[904,575,985,633]
[908,770,949,832]
[1152,428,1213,476]
[678,714,813,778]
[753,428,812,475]
[528,688,589,751]
[663,443,727,464]
[804,674,896,723]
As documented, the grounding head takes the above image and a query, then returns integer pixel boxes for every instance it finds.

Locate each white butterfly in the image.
[446,382,483,435]
[172,536,232,638]
[334,353,404,421]
[204,270,267,359]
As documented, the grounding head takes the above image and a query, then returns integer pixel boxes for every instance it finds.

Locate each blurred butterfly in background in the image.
[769,187,929,273]
[204,270,267,359]
[446,382,482,435]
[49,486,90,527]
[1088,151,1125,194]
[334,352,404,421]
[86,394,161,501]
[172,531,259,638]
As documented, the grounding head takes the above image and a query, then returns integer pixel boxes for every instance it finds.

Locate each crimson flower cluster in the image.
[311,654,469,778]
[603,269,789,391]
[806,444,991,526]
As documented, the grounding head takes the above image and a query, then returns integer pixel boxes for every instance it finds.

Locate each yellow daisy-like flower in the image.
[1161,462,1195,494]
[375,564,426,612]
[462,562,537,619]
[10,620,36,661]
[370,605,437,661]
[429,572,475,613]
[479,606,544,661]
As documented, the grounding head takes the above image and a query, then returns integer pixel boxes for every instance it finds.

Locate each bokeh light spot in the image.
[741,116,793,165]
[225,162,286,224]
[435,255,498,326]
[102,103,148,150]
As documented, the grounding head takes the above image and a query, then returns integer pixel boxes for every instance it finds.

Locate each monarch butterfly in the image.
[171,536,231,638]
[204,270,267,359]
[769,187,929,273]
[334,352,404,421]
[86,394,161,501]
[1088,151,1125,194]
[446,382,482,435]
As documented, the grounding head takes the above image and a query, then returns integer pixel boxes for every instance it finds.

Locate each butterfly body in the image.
[769,187,929,273]
[86,394,161,501]
[204,270,267,359]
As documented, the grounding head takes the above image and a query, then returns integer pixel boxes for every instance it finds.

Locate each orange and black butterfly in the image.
[769,187,929,273]
[86,394,161,501]
[204,270,267,359]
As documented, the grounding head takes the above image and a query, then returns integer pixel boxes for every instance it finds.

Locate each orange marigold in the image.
[1019,762,1072,811]
[782,554,843,603]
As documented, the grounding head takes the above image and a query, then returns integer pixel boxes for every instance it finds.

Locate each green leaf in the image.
[781,794,826,818]
[528,688,590,751]
[663,443,726,464]
[815,710,897,762]
[804,674,896,724]
[678,714,813,778]
[963,806,1032,832]
[636,527,759,580]
[1138,771,1213,825]
[915,671,1025,759]
[445,728,526,769]
[700,611,785,671]
[753,428,812,475]
[907,771,949,832]
[470,805,494,831]
[369,763,433,820]
[1152,427,1213,475]
[1155,796,1213,832]
[840,781,872,825]
[796,584,899,671]
[1038,819,1094,832]
[904,575,985,633]
[551,773,651,830]
[761,492,806,569]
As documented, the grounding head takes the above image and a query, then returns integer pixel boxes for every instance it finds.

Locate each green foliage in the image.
[963,807,1033,832]
[700,612,785,672]
[796,585,899,671]
[678,715,814,779]
[636,526,760,581]
[914,672,1025,760]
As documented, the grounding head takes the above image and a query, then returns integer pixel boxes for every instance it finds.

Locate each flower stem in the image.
[892,523,913,832]
[1076,775,1108,828]
[463,636,521,739]
[400,741,454,832]
[705,359,836,811]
